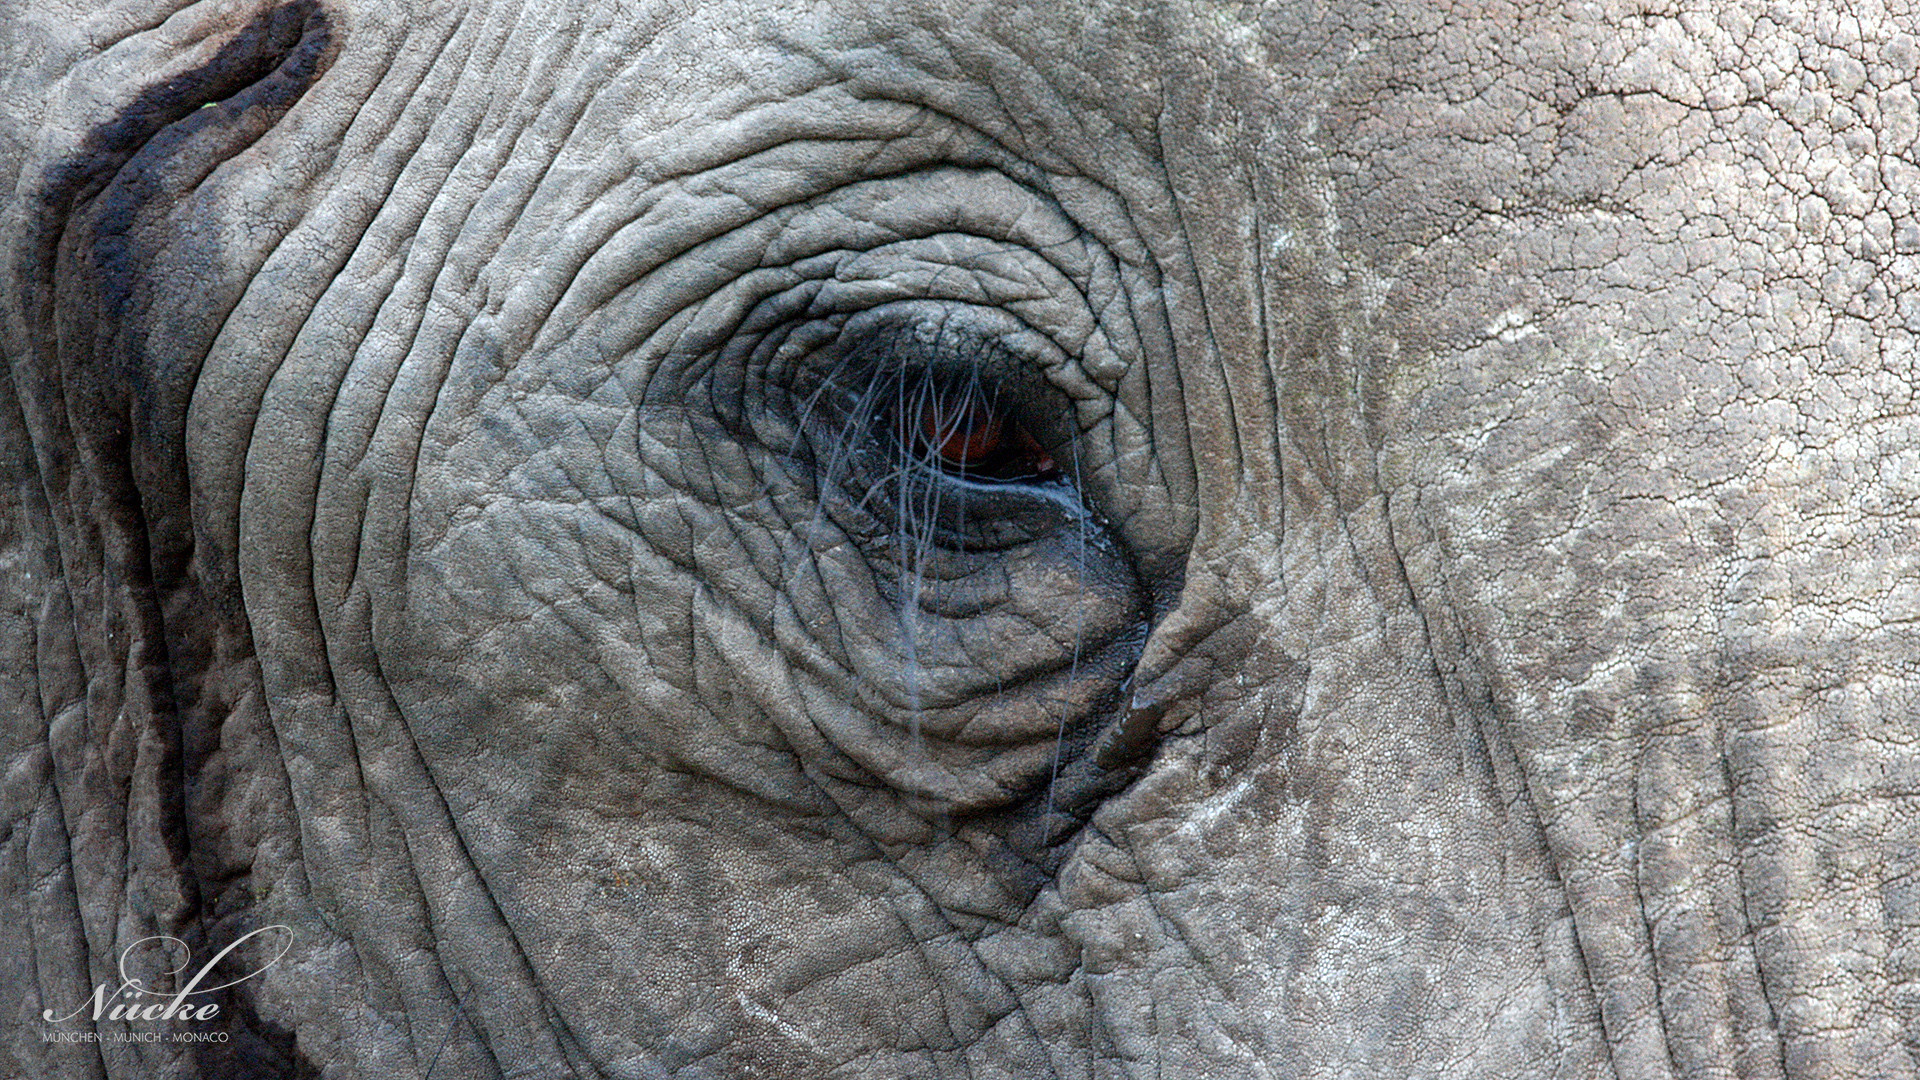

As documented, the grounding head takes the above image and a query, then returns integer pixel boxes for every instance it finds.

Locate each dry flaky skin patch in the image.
[1341,4,1920,1076]
[1,0,1917,1078]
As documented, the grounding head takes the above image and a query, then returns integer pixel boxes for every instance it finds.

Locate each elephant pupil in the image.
[908,387,1058,481]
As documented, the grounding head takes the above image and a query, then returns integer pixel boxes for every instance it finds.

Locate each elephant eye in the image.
[902,384,1059,482]
[770,314,1089,555]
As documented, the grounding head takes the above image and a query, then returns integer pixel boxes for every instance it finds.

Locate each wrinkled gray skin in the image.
[3,0,1918,1077]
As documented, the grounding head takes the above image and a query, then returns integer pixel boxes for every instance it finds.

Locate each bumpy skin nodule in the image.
[3,1,1917,1077]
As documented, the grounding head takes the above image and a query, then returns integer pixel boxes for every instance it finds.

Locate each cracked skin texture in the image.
[2,0,1916,1077]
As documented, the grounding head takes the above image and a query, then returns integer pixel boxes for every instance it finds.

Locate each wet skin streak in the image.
[31,5,337,1079]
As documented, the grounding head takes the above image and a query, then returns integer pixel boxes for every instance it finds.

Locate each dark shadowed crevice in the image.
[13,5,336,1077]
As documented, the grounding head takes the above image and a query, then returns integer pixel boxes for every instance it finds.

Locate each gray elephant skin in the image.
[3,0,1916,1076]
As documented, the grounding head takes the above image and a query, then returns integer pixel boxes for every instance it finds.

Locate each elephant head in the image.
[4,0,1916,1077]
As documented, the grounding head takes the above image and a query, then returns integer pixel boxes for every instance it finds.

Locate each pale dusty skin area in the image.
[1,1,1917,1078]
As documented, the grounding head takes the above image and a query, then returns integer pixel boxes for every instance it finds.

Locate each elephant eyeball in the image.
[912,390,1058,480]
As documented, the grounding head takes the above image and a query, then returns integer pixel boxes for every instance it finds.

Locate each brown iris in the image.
[911,390,1058,480]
